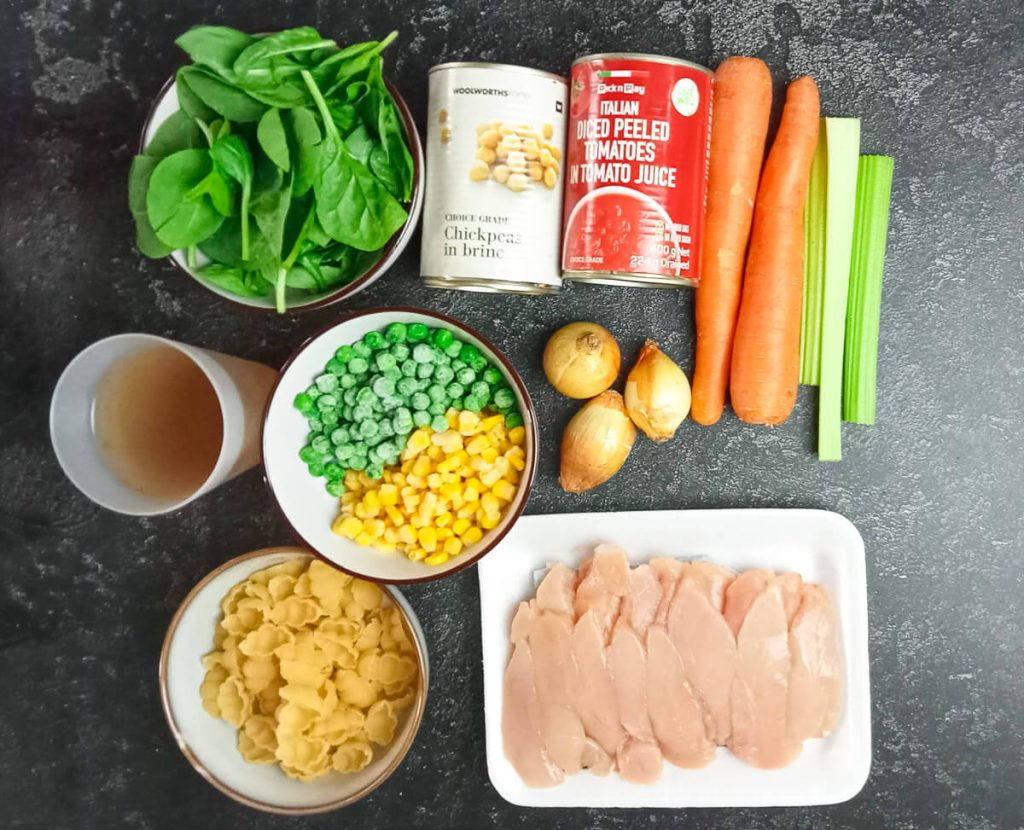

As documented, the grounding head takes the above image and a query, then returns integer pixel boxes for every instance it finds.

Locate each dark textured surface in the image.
[1,1,1022,827]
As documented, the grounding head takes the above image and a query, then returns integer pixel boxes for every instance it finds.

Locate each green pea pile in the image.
[294,321,523,496]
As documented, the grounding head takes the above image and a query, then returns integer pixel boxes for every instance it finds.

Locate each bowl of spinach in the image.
[130,27,423,313]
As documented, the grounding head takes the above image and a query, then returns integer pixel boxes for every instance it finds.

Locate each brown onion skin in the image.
[559,390,636,493]
[543,322,621,399]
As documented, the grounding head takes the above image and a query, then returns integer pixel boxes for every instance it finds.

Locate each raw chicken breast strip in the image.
[622,563,660,634]
[729,584,803,769]
[667,575,737,745]
[574,545,631,639]
[645,625,715,768]
[536,562,577,617]
[528,611,587,774]
[788,584,843,740]
[722,569,773,636]
[649,558,686,627]
[571,610,627,756]
[502,641,565,787]
[683,561,736,611]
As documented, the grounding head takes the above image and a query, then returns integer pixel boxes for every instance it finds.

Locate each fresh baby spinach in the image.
[146,149,225,248]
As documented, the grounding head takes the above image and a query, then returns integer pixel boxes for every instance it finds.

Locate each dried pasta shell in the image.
[200,665,229,718]
[363,699,398,746]
[222,606,263,637]
[280,656,331,689]
[332,740,374,773]
[276,735,329,770]
[241,657,278,694]
[351,580,383,611]
[243,714,278,752]
[239,623,294,658]
[275,701,319,737]
[269,595,323,629]
[238,730,276,764]
[216,676,252,728]
[310,705,365,746]
[334,669,381,709]
[308,560,352,611]
[354,619,382,652]
[252,559,307,584]
[293,572,313,597]
[267,575,296,602]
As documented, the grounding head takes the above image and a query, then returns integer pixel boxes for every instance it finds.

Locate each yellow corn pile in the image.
[333,409,526,566]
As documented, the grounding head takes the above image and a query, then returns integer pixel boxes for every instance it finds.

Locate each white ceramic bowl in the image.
[262,308,538,584]
[159,547,429,814]
[139,75,424,312]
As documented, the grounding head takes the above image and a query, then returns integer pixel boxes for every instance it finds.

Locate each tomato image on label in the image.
[561,54,712,288]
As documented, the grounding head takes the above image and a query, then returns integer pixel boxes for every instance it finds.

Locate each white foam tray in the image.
[478,509,871,808]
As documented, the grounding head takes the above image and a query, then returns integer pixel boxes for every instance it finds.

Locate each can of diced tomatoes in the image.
[561,53,712,288]
[420,63,568,294]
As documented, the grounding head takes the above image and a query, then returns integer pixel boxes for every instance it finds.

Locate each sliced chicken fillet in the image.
[667,576,737,745]
[510,600,537,644]
[571,610,626,755]
[788,583,843,740]
[502,641,564,787]
[722,568,774,636]
[681,561,736,612]
[773,571,804,625]
[580,737,613,776]
[622,563,660,635]
[535,563,577,617]
[574,546,631,638]
[645,625,715,768]
[616,737,663,784]
[649,558,685,627]
[608,618,656,743]
[528,611,586,774]
[729,584,802,769]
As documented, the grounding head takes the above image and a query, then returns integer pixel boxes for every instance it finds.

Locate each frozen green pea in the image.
[334,444,352,462]
[367,447,382,465]
[339,373,357,389]
[390,342,410,362]
[375,352,397,372]
[410,391,430,411]
[324,462,344,481]
[412,343,435,364]
[331,427,350,445]
[360,420,379,439]
[356,386,377,405]
[377,438,397,457]
[505,411,524,428]
[451,359,466,372]
[380,396,402,412]
[307,417,323,433]
[299,445,318,464]
[397,376,418,397]
[348,455,366,472]
[352,404,372,422]
[459,343,482,364]
[493,387,516,409]
[316,393,338,411]
[320,408,339,427]
[383,365,402,383]
[430,414,449,433]
[407,323,429,342]
[316,373,338,393]
[471,381,490,402]
[428,401,446,417]
[363,330,385,350]
[435,352,451,367]
[373,376,396,398]
[413,410,431,427]
[365,462,384,480]
[343,388,358,406]
[416,362,435,379]
[483,366,502,385]
[326,479,344,497]
[348,356,368,374]
[433,328,454,349]
[385,322,407,343]
[445,340,463,358]
[308,460,325,477]
[427,384,446,404]
[378,420,395,438]
[434,365,455,385]
[335,344,354,363]
[352,341,372,359]
[305,384,322,400]
[401,359,418,378]
[446,382,464,400]
[311,435,331,454]
[326,358,346,377]
[456,367,476,385]
[294,393,315,414]
[462,395,482,412]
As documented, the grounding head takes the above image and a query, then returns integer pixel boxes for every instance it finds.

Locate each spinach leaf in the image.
[375,94,413,200]
[283,264,321,290]
[197,263,265,297]
[344,123,375,166]
[178,66,266,122]
[145,110,205,158]
[147,149,225,248]
[175,67,217,122]
[283,106,321,197]
[175,26,254,78]
[186,168,235,216]
[199,216,274,268]
[328,101,357,135]
[233,27,335,76]
[210,135,253,259]
[236,71,309,108]
[257,108,290,172]
[128,154,173,258]
[313,133,407,251]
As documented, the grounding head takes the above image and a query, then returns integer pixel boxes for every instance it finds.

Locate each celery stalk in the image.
[817,118,861,461]
[843,155,894,424]
[800,124,828,385]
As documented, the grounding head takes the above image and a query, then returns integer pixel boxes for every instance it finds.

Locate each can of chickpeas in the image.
[420,63,568,294]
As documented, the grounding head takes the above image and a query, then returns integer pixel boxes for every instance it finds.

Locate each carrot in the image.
[691,57,773,426]
[729,76,820,425]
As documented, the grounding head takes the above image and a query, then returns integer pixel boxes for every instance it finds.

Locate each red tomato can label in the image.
[561,53,712,288]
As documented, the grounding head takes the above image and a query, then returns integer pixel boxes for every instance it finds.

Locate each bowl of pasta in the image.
[159,547,428,814]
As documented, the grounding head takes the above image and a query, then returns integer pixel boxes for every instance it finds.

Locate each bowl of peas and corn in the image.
[262,307,536,583]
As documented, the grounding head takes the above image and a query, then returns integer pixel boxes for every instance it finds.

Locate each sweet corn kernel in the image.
[355,531,374,546]
[407,547,426,562]
[407,430,431,452]
[480,512,500,530]
[427,473,442,489]
[384,527,399,544]
[410,514,428,529]
[506,445,526,471]
[385,505,405,526]
[353,504,368,519]
[466,435,490,455]
[452,517,471,536]
[440,482,461,500]
[461,526,483,545]
[427,445,444,461]
[424,551,449,566]
[334,516,363,538]
[480,467,502,487]
[443,537,464,556]
[481,414,504,431]
[480,492,500,513]
[509,426,526,445]
[464,483,480,502]
[435,511,453,528]
[436,527,454,541]
[418,526,438,553]
[481,446,499,463]
[458,411,480,435]
[412,456,432,478]
[378,484,399,506]
[398,526,417,545]
[493,480,516,502]
[457,503,476,519]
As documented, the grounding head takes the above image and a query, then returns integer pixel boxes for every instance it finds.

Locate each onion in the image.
[624,340,691,442]
[543,322,620,399]
[560,391,636,492]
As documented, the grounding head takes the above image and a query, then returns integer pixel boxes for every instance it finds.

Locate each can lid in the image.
[572,53,712,76]
[429,61,568,84]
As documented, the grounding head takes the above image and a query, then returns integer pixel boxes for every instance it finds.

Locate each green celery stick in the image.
[843,155,894,424]
[818,118,861,461]
[800,124,828,385]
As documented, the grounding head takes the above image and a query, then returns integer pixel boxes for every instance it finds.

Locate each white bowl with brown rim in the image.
[159,547,429,814]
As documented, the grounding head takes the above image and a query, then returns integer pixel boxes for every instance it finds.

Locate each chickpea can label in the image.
[561,53,712,288]
[421,63,568,294]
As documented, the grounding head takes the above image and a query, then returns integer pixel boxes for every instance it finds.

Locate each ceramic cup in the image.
[50,333,278,516]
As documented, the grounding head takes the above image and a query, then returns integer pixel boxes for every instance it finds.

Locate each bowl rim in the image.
[260,306,538,584]
[138,71,424,314]
[158,546,429,815]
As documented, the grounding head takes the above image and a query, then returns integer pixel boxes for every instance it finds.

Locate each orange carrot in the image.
[729,76,820,425]
[692,57,773,426]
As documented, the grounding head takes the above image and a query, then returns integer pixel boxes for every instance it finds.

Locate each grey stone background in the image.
[1,0,1021,827]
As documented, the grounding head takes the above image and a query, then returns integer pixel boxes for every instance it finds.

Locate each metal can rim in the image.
[429,62,568,84]
[571,52,712,76]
